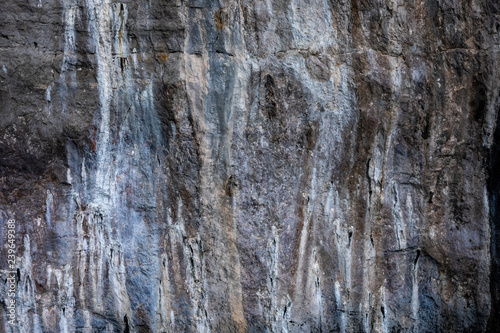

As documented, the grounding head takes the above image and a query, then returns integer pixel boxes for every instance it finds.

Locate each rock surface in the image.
[0,0,500,332]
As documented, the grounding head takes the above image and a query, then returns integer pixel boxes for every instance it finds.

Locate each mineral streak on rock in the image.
[0,0,499,332]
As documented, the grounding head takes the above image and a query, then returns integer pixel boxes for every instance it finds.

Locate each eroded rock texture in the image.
[1,0,500,332]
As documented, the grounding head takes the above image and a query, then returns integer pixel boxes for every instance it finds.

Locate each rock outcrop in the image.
[1,0,499,332]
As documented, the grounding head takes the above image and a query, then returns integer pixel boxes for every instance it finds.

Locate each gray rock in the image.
[0,0,499,332]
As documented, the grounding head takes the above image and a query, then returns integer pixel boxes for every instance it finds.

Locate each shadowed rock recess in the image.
[0,0,500,332]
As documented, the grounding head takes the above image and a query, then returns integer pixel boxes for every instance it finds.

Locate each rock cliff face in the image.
[1,0,500,332]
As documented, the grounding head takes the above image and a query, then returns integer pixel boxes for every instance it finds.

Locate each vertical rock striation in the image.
[0,0,499,332]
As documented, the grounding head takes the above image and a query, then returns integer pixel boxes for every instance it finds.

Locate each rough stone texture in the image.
[0,0,499,332]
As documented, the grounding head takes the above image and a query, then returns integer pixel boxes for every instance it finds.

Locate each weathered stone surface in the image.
[0,0,499,332]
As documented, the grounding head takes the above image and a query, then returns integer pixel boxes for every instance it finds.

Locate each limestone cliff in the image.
[0,0,499,332]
